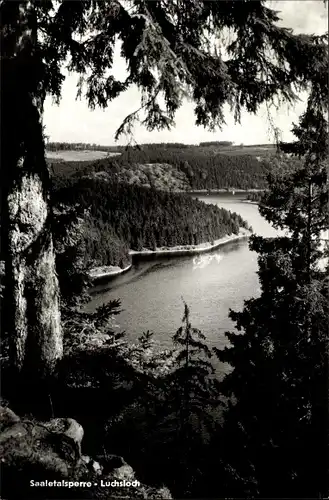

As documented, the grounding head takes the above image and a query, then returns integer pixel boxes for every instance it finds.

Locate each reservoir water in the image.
[85,194,281,375]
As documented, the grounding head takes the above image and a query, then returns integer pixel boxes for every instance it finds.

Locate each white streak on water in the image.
[192,253,223,270]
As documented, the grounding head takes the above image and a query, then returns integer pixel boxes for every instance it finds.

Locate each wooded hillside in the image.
[52,175,250,269]
[50,144,272,191]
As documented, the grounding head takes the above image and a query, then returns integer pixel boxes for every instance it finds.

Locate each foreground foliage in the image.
[212,64,329,496]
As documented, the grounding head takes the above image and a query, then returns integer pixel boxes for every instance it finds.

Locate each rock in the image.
[0,407,172,500]
[152,485,172,499]
[0,420,70,480]
[0,406,84,499]
[81,454,91,465]
[0,422,28,444]
[0,407,20,432]
[79,455,103,476]
[92,460,102,475]
[132,484,173,499]
[41,417,84,459]
[109,462,135,481]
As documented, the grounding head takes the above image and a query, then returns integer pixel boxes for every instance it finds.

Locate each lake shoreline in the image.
[89,228,251,281]
[88,264,132,281]
[241,200,259,205]
[130,229,251,258]
[187,188,264,195]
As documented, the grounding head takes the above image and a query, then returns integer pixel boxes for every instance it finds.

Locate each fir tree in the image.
[167,302,221,496]
[212,36,328,497]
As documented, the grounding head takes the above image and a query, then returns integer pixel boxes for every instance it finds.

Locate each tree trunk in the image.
[5,169,63,377]
[1,2,63,382]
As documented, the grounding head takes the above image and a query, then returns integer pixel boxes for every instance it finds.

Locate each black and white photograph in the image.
[0,0,328,498]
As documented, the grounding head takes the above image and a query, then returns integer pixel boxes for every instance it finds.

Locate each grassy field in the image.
[46,150,121,162]
[198,144,276,156]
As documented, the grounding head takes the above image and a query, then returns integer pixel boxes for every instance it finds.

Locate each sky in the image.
[43,1,328,147]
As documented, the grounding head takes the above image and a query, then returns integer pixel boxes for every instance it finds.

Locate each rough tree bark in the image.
[1,2,63,381]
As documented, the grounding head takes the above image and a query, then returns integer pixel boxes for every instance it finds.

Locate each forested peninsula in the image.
[52,175,250,274]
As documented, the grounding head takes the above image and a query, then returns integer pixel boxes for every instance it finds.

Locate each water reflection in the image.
[193,253,222,270]
[85,196,279,371]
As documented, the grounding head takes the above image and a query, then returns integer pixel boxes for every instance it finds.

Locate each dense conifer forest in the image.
[52,175,249,269]
[49,142,272,191]
[51,148,269,190]
[102,148,270,190]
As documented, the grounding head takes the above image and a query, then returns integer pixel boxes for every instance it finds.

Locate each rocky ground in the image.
[0,405,171,500]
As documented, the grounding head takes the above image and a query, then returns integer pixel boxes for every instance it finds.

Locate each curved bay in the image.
[85,194,280,376]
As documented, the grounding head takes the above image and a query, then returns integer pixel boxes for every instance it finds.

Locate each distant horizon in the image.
[46,139,276,148]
